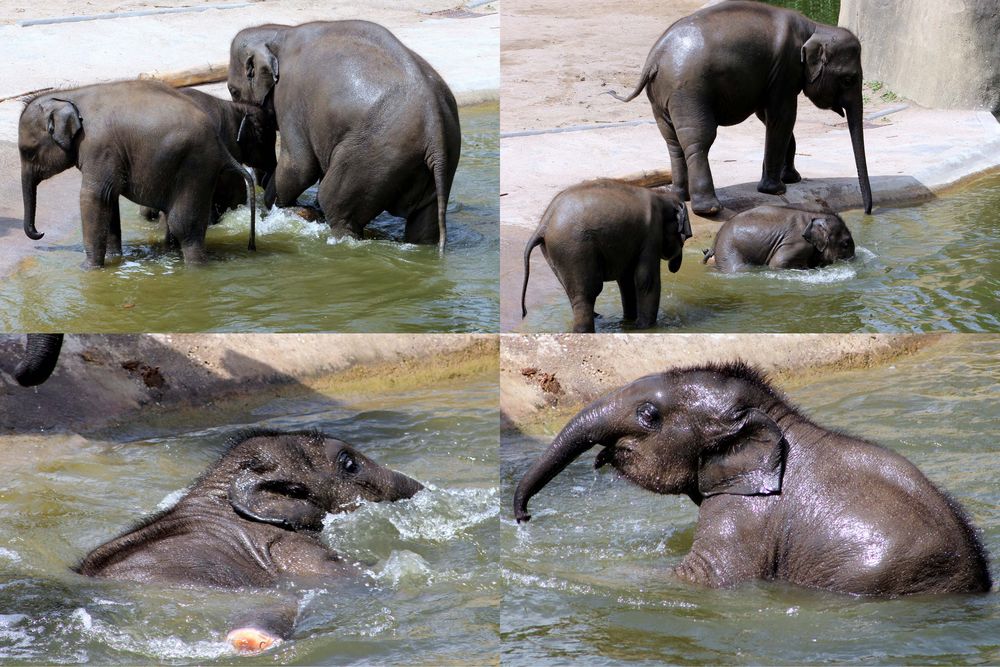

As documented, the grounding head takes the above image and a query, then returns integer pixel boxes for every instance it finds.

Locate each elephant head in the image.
[217,430,424,531]
[800,26,872,215]
[14,333,64,387]
[513,363,786,523]
[802,213,855,264]
[659,193,692,273]
[19,95,84,239]
[228,26,287,106]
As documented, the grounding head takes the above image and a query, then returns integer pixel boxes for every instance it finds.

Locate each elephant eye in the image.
[841,74,857,87]
[636,402,661,430]
[337,451,359,475]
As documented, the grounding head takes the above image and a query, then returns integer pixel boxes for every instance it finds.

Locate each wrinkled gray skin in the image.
[20,80,256,266]
[607,2,873,217]
[521,180,692,333]
[76,430,423,639]
[228,20,461,249]
[703,205,855,272]
[139,88,277,227]
[514,363,992,596]
[13,333,63,387]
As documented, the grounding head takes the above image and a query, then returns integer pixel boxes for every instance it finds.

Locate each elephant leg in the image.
[165,197,211,265]
[671,100,721,216]
[549,257,601,333]
[79,186,114,269]
[781,132,801,184]
[758,104,796,195]
[212,171,248,224]
[617,274,638,322]
[316,166,383,241]
[404,200,441,246]
[227,597,296,654]
[653,108,689,202]
[107,199,123,257]
[633,257,661,330]
[271,130,321,209]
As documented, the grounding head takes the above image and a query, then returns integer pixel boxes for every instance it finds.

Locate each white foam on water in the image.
[220,205,328,239]
[0,547,21,563]
[761,262,858,284]
[386,486,498,542]
[71,607,232,660]
[373,550,433,587]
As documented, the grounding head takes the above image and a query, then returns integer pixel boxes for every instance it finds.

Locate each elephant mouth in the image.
[594,446,614,470]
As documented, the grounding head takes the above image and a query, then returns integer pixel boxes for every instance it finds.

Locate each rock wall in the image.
[839,0,999,116]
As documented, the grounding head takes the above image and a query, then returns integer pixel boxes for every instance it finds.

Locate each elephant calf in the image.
[514,362,992,596]
[521,180,692,333]
[76,429,423,652]
[703,205,855,272]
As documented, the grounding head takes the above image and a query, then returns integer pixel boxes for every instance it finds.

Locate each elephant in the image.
[13,333,63,387]
[521,180,692,333]
[139,88,277,225]
[227,20,461,249]
[702,205,855,272]
[607,2,873,217]
[75,429,423,653]
[513,362,992,596]
[19,80,256,267]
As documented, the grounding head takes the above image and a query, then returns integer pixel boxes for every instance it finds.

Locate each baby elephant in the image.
[75,429,423,653]
[703,205,855,272]
[522,180,692,333]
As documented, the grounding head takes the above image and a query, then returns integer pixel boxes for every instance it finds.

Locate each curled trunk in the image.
[14,334,64,387]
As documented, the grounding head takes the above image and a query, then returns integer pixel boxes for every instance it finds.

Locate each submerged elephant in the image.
[76,429,423,652]
[12,333,63,387]
[703,205,855,271]
[521,180,692,333]
[513,362,991,596]
[227,20,461,249]
[139,88,277,225]
[20,80,256,266]
[607,2,872,216]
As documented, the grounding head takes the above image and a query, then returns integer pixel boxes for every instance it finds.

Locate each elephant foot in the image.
[781,167,802,184]
[227,627,281,654]
[757,177,787,196]
[691,194,723,217]
[633,317,656,330]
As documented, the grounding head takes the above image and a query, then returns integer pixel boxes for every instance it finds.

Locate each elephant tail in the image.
[224,151,257,252]
[604,64,656,103]
[522,233,545,319]
[701,247,714,264]
[15,333,64,387]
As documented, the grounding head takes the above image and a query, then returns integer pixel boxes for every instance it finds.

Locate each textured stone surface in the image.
[840,0,1000,116]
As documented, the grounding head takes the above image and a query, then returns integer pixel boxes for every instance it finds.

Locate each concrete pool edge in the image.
[0,334,498,435]
[499,333,944,433]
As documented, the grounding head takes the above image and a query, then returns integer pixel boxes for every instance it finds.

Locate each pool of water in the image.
[517,173,1000,333]
[0,372,499,664]
[500,335,999,665]
[0,104,498,333]
[764,0,840,25]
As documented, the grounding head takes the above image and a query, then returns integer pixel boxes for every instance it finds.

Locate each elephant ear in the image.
[245,44,279,104]
[46,100,82,152]
[697,408,786,497]
[801,33,829,84]
[802,217,830,253]
[666,200,691,273]
[228,466,326,532]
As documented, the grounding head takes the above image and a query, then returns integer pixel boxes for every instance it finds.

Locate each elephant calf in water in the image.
[76,429,423,653]
[514,362,992,596]
[703,205,855,272]
[521,180,692,333]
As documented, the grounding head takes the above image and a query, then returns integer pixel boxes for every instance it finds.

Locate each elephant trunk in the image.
[21,167,43,240]
[385,469,424,502]
[513,393,618,523]
[14,334,64,387]
[845,97,873,215]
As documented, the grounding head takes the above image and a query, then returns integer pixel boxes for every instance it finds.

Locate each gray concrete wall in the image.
[840,0,1000,116]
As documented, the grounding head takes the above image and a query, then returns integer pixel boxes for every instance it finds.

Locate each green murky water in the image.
[500,335,999,665]
[764,0,841,25]
[0,104,498,333]
[517,174,1000,333]
[0,372,499,664]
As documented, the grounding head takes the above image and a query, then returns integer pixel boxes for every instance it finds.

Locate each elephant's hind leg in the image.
[165,198,212,264]
[653,108,689,202]
[670,97,722,216]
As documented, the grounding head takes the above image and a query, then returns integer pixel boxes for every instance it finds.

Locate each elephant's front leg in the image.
[271,129,321,210]
[79,185,114,269]
[107,199,123,257]
[758,103,797,195]
[632,256,661,330]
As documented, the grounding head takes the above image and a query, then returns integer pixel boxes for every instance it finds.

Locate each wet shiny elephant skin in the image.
[607,1,873,216]
[227,20,461,249]
[513,362,991,596]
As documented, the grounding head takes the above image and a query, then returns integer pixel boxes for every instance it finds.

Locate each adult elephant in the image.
[20,80,256,266]
[13,333,64,387]
[76,429,423,653]
[227,20,461,249]
[513,362,991,596]
[608,2,873,217]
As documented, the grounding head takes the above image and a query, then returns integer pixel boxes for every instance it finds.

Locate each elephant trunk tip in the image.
[25,229,44,240]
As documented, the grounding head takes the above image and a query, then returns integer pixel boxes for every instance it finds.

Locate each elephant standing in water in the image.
[608,2,873,216]
[227,20,461,248]
[514,362,991,596]
[19,81,256,266]
[76,429,423,653]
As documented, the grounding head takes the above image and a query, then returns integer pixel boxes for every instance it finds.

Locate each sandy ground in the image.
[500,332,941,429]
[498,0,1000,331]
[0,333,497,433]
